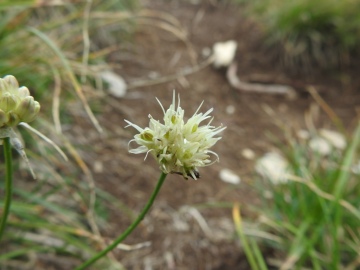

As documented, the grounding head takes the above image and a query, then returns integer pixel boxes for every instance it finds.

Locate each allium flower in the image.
[0,75,40,128]
[0,75,49,178]
[125,91,226,180]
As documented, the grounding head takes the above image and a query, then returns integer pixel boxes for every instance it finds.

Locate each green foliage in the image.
[242,0,360,69]
[253,124,360,269]
[0,0,136,106]
[0,1,137,268]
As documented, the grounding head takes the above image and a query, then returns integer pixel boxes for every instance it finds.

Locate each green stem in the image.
[0,137,13,242]
[76,172,168,270]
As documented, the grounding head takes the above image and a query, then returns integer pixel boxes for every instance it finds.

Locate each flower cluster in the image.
[125,91,226,180]
[0,75,40,128]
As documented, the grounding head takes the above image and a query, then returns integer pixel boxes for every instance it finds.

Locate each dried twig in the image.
[307,86,345,133]
[80,0,93,84]
[227,62,297,99]
[51,68,62,134]
[128,55,214,89]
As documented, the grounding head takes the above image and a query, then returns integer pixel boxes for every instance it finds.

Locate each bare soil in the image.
[23,0,360,269]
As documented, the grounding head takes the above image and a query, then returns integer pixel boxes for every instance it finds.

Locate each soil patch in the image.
[65,0,360,269]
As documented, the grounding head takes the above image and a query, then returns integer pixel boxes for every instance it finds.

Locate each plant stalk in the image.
[75,172,168,270]
[0,137,13,242]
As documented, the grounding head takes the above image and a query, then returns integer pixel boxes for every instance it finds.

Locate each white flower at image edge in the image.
[125,91,226,180]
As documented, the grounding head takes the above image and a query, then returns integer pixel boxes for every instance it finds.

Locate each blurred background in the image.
[0,0,360,269]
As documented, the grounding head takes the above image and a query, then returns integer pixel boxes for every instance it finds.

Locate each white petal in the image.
[124,120,144,132]
[129,145,148,154]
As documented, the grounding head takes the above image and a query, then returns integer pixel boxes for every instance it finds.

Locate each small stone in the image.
[100,70,127,98]
[352,160,360,175]
[202,47,211,58]
[309,137,331,155]
[241,148,255,160]
[226,105,235,115]
[93,160,103,173]
[297,129,310,140]
[219,169,241,184]
[255,152,289,185]
[212,40,237,68]
[319,129,346,150]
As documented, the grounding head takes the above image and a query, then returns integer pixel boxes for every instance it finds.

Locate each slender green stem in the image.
[0,137,13,242]
[75,172,168,270]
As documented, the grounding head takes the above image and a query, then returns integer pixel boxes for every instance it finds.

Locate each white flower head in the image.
[125,91,226,180]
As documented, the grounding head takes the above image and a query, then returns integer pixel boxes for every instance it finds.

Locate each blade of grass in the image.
[280,221,310,270]
[26,26,103,134]
[13,188,80,226]
[332,121,360,268]
[0,1,36,10]
[233,203,263,270]
[249,237,268,270]
[0,246,50,261]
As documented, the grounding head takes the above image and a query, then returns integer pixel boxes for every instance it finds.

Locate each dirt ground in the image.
[53,0,360,269]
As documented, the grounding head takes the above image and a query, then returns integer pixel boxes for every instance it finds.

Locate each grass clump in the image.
[0,1,138,268]
[241,0,360,70]
[237,122,360,269]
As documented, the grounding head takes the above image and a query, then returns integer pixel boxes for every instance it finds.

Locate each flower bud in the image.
[18,86,30,98]
[6,112,20,127]
[4,75,19,90]
[16,97,40,123]
[0,75,40,127]
[0,109,8,127]
[0,93,17,111]
[0,79,8,94]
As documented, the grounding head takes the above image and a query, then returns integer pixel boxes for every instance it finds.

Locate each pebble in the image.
[219,169,241,184]
[255,152,289,185]
[241,148,255,160]
[100,70,127,98]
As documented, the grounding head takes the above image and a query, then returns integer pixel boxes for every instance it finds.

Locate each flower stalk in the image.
[75,172,167,270]
[77,91,225,268]
[0,75,41,242]
[0,137,13,242]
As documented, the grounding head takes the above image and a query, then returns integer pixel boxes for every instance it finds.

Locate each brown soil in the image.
[21,0,360,269]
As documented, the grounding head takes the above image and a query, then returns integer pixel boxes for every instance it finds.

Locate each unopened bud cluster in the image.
[0,75,40,128]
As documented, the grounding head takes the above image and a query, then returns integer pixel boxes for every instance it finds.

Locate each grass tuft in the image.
[249,121,360,269]
[240,0,360,70]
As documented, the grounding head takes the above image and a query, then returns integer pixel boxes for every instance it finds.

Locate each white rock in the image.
[219,169,241,184]
[100,70,127,98]
[297,129,310,140]
[93,160,103,173]
[319,129,346,150]
[225,105,235,115]
[255,152,289,185]
[242,148,255,160]
[202,47,212,58]
[212,40,237,68]
[309,137,332,155]
[352,160,360,175]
